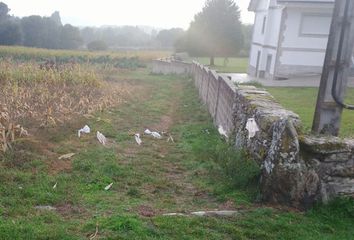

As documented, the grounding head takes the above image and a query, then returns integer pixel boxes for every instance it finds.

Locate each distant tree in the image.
[50,11,62,26]
[60,24,82,49]
[42,16,61,49]
[87,40,108,51]
[0,20,22,45]
[156,28,185,48]
[21,15,46,47]
[179,0,244,66]
[0,2,9,21]
[81,27,97,44]
[240,24,253,57]
[21,14,63,49]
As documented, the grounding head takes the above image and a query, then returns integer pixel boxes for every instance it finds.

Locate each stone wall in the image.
[152,59,354,208]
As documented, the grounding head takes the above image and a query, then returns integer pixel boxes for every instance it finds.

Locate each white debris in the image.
[104,183,113,191]
[78,125,91,138]
[144,129,152,135]
[151,132,162,139]
[167,134,174,143]
[163,210,239,217]
[53,182,57,189]
[246,118,259,139]
[97,131,107,145]
[35,206,57,211]
[58,153,75,160]
[218,125,228,138]
[191,210,239,217]
[163,213,187,216]
[144,129,162,139]
[135,134,142,145]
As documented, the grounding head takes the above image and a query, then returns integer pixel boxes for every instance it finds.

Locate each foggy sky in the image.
[3,0,254,29]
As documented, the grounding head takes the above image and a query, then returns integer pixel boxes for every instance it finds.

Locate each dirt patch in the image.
[219,200,236,210]
[152,115,174,132]
[56,204,86,218]
[137,205,157,217]
[49,158,73,174]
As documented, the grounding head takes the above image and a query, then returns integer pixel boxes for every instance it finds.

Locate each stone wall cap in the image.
[300,135,354,154]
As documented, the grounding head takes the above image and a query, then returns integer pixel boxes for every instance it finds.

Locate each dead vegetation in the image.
[0,59,131,153]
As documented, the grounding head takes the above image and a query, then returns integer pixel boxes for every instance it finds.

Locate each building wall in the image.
[276,6,333,77]
[249,1,283,78]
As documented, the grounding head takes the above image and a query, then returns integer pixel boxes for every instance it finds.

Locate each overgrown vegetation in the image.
[0,46,169,153]
[0,46,169,65]
[0,47,353,239]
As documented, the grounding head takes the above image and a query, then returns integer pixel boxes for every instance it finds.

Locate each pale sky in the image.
[4,0,254,29]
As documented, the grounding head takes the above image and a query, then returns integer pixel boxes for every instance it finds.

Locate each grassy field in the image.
[0,63,353,238]
[0,47,353,239]
[0,46,171,63]
[267,87,354,137]
[192,57,249,73]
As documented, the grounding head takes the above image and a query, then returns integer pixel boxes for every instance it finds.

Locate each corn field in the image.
[0,51,138,153]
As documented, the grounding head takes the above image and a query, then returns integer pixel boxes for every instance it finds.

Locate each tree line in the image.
[0,3,82,49]
[0,0,252,58]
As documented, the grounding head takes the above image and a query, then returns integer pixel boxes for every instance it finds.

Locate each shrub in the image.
[87,40,108,51]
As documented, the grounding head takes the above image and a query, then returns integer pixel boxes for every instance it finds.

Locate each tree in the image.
[60,24,82,49]
[180,0,244,66]
[50,11,62,26]
[0,2,9,21]
[87,40,108,51]
[156,28,185,48]
[21,15,46,47]
[0,21,22,45]
[81,27,97,45]
[240,24,253,57]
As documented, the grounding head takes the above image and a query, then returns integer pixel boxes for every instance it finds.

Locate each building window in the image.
[262,16,267,34]
[299,13,331,38]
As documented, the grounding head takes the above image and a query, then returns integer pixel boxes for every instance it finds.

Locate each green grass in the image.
[0,45,171,63]
[267,87,354,137]
[0,68,353,239]
[192,57,248,73]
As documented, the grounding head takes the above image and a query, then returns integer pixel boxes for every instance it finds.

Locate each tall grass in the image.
[0,58,129,153]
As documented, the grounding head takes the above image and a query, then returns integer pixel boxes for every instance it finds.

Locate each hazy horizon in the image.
[3,0,254,29]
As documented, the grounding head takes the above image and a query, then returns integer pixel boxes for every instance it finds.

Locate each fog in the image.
[4,0,254,28]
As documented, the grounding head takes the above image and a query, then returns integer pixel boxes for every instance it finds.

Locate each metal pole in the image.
[312,0,354,136]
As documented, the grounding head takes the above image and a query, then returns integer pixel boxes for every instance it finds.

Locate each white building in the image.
[248,0,334,79]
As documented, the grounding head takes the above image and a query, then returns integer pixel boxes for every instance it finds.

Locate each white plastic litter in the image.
[97,131,107,145]
[218,126,228,138]
[78,125,90,138]
[144,129,152,135]
[151,132,162,139]
[104,183,113,191]
[135,133,142,145]
[58,153,75,160]
[144,129,162,139]
[245,118,259,139]
[53,182,57,189]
